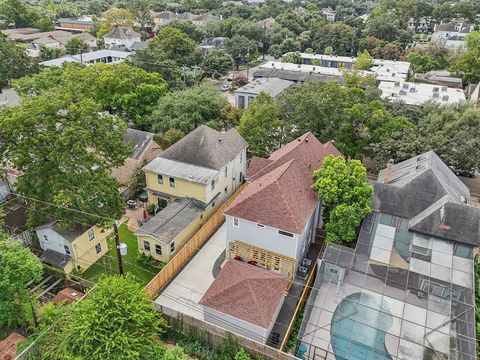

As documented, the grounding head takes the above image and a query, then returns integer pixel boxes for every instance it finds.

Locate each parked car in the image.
[220,84,231,91]
[226,73,236,81]
[449,166,476,178]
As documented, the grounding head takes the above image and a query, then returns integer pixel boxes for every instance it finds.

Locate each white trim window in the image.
[88,228,95,241]
[144,240,151,251]
[170,242,175,254]
[95,243,102,254]
[233,217,239,227]
[64,245,71,255]
[169,177,175,188]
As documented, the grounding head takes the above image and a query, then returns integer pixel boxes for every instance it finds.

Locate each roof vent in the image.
[460,196,467,204]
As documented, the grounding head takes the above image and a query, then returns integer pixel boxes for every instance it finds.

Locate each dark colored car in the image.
[138,191,148,202]
[449,166,476,178]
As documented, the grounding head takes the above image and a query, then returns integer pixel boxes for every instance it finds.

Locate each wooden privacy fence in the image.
[144,183,247,299]
[280,262,317,352]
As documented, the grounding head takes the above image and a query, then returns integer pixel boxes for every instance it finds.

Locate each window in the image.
[170,242,175,253]
[95,243,102,254]
[64,245,71,255]
[211,179,215,190]
[211,201,215,208]
[233,217,239,227]
[257,223,264,227]
[169,177,175,187]
[157,174,163,184]
[144,240,150,251]
[43,234,48,242]
[454,244,472,259]
[240,152,243,163]
[224,166,228,177]
[155,244,162,255]
[88,228,95,241]
[278,230,294,238]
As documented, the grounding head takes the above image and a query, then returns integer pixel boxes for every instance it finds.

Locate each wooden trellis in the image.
[228,240,297,279]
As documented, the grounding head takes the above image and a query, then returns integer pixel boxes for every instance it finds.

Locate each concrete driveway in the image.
[155,224,226,319]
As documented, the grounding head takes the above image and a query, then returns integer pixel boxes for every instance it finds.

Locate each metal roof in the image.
[143,157,218,185]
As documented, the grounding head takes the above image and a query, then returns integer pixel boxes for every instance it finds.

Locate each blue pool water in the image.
[331,292,393,360]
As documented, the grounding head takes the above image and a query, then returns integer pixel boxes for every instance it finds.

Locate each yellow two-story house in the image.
[135,125,247,262]
[36,222,110,274]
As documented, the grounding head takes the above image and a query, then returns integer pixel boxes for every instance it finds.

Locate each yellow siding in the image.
[63,260,75,274]
[137,215,202,263]
[145,171,207,203]
[71,226,111,272]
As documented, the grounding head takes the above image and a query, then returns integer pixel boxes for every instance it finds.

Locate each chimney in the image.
[383,159,395,183]
[438,205,451,230]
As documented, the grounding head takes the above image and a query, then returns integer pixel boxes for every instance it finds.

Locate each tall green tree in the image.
[97,7,134,37]
[237,93,290,158]
[0,91,130,227]
[225,35,256,70]
[311,22,355,54]
[167,19,205,42]
[149,85,228,133]
[0,233,43,330]
[0,35,38,88]
[312,156,373,244]
[130,0,153,30]
[65,37,89,55]
[0,0,39,28]
[203,50,232,77]
[36,275,171,360]
[451,31,480,85]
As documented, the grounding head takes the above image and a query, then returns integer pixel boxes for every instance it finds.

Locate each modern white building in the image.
[378,81,466,106]
[234,77,294,108]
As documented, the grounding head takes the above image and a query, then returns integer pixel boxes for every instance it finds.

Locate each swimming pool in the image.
[331,292,393,360]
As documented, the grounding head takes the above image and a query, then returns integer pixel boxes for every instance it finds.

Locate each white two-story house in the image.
[224,132,341,278]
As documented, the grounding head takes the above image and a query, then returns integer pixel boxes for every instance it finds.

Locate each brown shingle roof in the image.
[199,260,288,328]
[225,132,341,233]
[245,156,272,180]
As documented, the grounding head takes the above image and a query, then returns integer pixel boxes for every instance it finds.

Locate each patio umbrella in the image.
[143,209,148,220]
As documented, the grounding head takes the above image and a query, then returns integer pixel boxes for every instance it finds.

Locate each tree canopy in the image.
[149,85,228,133]
[312,156,373,244]
[0,35,38,88]
[237,93,289,158]
[35,275,172,360]
[451,31,480,85]
[0,91,130,227]
[0,233,43,330]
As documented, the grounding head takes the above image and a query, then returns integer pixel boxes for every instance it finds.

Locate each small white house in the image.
[234,78,294,108]
[103,26,141,51]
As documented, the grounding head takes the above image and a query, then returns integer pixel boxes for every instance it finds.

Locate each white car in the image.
[220,84,231,91]
[226,73,236,81]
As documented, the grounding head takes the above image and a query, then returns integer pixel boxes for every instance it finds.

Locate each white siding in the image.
[36,227,68,255]
[204,149,247,205]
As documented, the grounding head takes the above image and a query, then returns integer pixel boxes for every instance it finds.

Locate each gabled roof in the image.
[124,128,154,159]
[159,125,247,170]
[199,260,288,328]
[36,221,88,243]
[225,132,341,234]
[104,26,140,39]
[134,198,203,244]
[40,249,72,269]
[373,151,480,246]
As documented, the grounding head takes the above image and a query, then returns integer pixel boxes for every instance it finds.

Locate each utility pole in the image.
[28,292,38,328]
[113,221,124,276]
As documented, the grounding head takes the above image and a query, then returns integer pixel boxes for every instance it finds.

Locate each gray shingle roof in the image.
[373,151,480,246]
[159,125,247,170]
[103,26,140,40]
[124,128,153,159]
[36,221,88,243]
[143,157,218,184]
[134,198,202,244]
[40,249,72,269]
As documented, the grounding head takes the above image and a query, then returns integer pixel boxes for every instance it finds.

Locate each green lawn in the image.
[80,224,160,286]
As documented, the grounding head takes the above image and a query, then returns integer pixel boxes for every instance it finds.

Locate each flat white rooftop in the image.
[260,61,407,82]
[379,81,466,105]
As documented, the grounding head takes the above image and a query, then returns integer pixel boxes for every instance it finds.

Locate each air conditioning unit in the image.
[442,95,449,101]
[399,90,407,95]
[441,86,448,92]
[432,92,439,98]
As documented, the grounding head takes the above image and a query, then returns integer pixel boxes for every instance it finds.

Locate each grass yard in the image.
[80,224,161,286]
